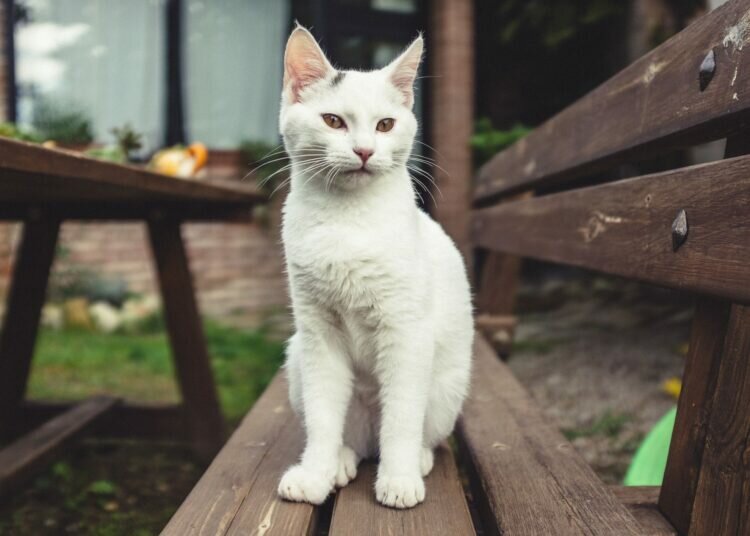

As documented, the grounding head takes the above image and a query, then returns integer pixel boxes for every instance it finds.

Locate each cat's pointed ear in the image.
[385,35,423,108]
[283,25,334,103]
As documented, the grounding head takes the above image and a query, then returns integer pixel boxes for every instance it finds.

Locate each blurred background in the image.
[0,1,727,535]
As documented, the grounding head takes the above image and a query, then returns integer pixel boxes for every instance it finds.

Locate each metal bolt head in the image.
[699,49,715,91]
[672,209,688,251]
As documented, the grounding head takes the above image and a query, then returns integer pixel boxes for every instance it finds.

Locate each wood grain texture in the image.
[0,219,60,436]
[161,373,317,536]
[148,220,225,461]
[472,155,750,303]
[0,137,261,204]
[475,193,532,316]
[476,251,524,315]
[0,396,118,499]
[659,299,731,535]
[225,419,318,536]
[475,0,750,202]
[458,335,642,535]
[688,304,750,536]
[328,445,475,536]
[0,202,255,222]
[610,487,677,535]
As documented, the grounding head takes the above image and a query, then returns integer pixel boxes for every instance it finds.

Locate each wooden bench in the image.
[165,2,750,534]
[0,138,262,499]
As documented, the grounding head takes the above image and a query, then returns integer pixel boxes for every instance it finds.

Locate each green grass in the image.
[29,321,286,422]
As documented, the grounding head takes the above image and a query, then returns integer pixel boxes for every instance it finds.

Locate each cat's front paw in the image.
[278,464,333,505]
[375,472,425,509]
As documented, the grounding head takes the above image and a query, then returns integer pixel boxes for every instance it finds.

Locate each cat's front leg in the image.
[278,329,353,505]
[376,330,433,509]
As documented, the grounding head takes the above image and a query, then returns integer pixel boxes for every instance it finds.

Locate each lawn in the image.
[29,322,285,422]
[0,322,286,536]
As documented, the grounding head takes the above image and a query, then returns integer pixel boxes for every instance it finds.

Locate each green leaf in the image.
[88,480,117,496]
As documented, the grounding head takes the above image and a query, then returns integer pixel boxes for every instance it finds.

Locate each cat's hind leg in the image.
[420,447,434,477]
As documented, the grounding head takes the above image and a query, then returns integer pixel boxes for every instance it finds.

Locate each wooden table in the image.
[0,138,262,498]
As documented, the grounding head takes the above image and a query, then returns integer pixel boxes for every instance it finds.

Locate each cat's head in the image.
[279,25,422,191]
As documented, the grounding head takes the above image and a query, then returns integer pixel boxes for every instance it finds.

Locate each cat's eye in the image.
[322,114,345,129]
[376,118,395,132]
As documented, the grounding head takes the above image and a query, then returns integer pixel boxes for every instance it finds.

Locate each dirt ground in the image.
[507,272,692,483]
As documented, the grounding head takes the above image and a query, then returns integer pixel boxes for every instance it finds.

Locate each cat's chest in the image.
[289,246,394,309]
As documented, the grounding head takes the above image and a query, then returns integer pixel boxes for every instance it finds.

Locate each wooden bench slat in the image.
[225,419,317,536]
[658,298,730,534]
[473,154,750,303]
[687,303,750,535]
[458,335,642,535]
[13,401,191,443]
[474,0,750,202]
[0,395,118,498]
[610,487,677,536]
[328,445,475,536]
[0,137,262,209]
[161,373,316,536]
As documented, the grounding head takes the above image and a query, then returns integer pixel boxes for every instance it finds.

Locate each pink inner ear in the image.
[285,33,332,102]
[389,40,423,107]
[392,66,418,100]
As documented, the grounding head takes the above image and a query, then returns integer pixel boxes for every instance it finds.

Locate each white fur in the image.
[277,27,473,509]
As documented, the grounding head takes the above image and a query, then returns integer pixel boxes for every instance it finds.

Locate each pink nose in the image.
[353,148,374,165]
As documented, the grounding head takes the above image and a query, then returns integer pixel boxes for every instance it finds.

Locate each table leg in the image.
[0,219,60,438]
[147,220,225,461]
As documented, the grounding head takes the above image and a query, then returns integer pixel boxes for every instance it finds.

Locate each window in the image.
[10,0,290,153]
[15,0,167,152]
[183,0,289,148]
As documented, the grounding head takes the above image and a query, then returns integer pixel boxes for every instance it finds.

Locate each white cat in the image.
[277,25,473,509]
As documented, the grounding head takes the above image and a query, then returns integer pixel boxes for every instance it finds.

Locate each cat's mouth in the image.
[343,166,372,176]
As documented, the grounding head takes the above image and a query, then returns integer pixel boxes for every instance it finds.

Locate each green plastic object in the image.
[623,406,677,486]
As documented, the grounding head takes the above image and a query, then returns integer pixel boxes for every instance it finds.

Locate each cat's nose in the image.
[353,148,374,165]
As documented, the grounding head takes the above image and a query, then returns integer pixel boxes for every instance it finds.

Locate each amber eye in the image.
[322,114,345,129]
[376,118,395,132]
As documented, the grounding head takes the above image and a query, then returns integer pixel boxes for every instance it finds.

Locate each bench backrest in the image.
[471,1,750,534]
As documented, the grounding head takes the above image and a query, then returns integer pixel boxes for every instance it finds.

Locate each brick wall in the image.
[0,211,289,324]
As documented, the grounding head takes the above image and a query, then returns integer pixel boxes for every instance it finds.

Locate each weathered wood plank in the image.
[458,334,642,535]
[225,421,318,536]
[475,193,532,316]
[659,299,731,535]
[688,304,750,535]
[472,155,750,304]
[0,137,261,205]
[476,251,524,314]
[328,445,475,536]
[10,401,190,443]
[148,220,226,461]
[0,396,118,498]
[610,487,677,535]
[0,202,254,222]
[161,373,317,536]
[0,219,60,437]
[475,0,750,202]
